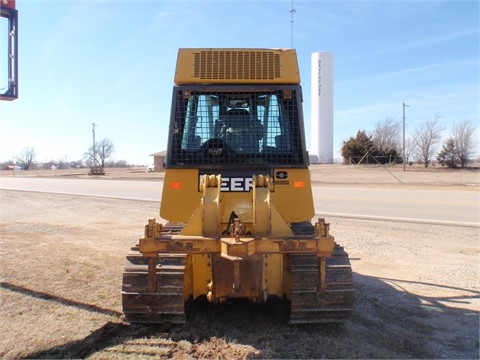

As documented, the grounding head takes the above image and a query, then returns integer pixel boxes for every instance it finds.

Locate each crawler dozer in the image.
[122,48,354,324]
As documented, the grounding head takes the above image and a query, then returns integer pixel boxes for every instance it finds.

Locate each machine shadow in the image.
[1,281,122,318]
[21,273,479,359]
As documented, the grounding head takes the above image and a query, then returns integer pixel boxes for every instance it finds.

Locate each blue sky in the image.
[1,0,478,165]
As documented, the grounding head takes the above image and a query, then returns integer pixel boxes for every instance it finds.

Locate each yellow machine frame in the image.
[140,173,334,302]
[123,49,353,324]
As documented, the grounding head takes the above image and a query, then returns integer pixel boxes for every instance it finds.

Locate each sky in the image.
[0,0,478,165]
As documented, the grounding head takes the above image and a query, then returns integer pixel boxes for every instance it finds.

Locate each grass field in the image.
[1,165,478,359]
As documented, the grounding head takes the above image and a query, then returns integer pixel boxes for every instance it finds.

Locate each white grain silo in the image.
[310,51,333,164]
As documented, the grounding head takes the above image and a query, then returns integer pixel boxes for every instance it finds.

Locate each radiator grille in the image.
[193,50,281,81]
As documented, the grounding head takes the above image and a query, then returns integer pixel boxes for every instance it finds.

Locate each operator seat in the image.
[221,109,262,153]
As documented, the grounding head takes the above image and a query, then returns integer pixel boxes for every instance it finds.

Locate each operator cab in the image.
[167,87,308,169]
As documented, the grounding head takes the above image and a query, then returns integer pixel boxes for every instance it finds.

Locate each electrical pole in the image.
[88,122,105,175]
[402,102,409,171]
[91,123,96,167]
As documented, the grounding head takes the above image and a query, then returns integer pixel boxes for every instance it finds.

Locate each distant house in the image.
[149,151,167,172]
[4,165,21,171]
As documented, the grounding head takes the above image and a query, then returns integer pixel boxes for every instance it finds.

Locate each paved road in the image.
[312,186,479,226]
[0,177,162,202]
[1,177,478,226]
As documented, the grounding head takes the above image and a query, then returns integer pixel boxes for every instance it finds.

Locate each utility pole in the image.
[289,0,296,49]
[91,123,96,167]
[402,102,409,171]
[89,122,105,175]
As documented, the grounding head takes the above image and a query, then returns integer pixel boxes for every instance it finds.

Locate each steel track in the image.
[288,244,355,324]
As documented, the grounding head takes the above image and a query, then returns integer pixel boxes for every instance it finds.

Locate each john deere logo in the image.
[276,171,288,179]
[199,175,253,192]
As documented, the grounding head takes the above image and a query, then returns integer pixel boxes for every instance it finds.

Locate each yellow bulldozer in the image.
[122,48,354,324]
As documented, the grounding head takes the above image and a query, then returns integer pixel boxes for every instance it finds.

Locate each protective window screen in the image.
[170,89,304,167]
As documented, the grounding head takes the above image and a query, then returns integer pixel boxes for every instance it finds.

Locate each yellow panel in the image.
[175,48,300,85]
[191,254,211,300]
[202,185,221,238]
[219,192,254,223]
[178,206,203,236]
[160,169,201,222]
[270,168,315,222]
[270,204,295,238]
[161,168,315,227]
[264,254,284,298]
[253,186,271,237]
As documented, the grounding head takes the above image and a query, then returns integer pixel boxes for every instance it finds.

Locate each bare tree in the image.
[15,146,36,170]
[372,116,401,155]
[96,137,115,167]
[83,149,95,167]
[404,137,417,164]
[413,115,444,167]
[84,137,114,168]
[452,120,478,168]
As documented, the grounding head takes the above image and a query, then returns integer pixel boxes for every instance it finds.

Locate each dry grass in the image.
[1,166,479,359]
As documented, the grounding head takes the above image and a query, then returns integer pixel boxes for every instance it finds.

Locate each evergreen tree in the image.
[341,130,376,164]
[437,137,456,168]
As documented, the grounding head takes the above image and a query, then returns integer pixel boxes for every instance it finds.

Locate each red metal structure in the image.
[1,0,18,100]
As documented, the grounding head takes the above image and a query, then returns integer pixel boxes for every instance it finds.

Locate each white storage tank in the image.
[310,52,334,164]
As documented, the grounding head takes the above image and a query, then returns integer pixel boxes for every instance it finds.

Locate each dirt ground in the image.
[0,165,479,359]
